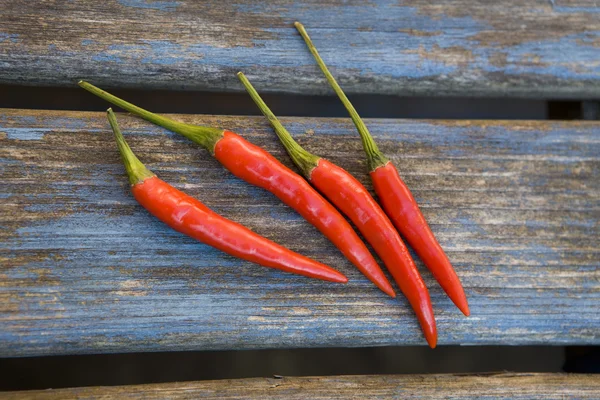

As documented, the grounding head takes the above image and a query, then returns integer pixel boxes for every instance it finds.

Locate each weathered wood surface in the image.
[0,0,599,98]
[1,109,599,357]
[4,373,600,399]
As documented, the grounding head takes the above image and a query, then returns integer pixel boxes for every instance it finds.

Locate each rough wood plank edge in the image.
[0,1,599,98]
[2,110,600,357]
[3,373,600,399]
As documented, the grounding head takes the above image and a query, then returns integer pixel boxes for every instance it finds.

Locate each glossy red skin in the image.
[131,176,347,283]
[371,162,470,316]
[213,131,395,297]
[310,159,436,348]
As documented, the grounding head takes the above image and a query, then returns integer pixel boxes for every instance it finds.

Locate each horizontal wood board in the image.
[1,109,599,356]
[3,373,600,399]
[0,0,599,98]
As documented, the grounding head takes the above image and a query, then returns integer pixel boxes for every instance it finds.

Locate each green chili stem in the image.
[237,72,320,178]
[294,22,389,171]
[107,108,155,185]
[80,81,224,152]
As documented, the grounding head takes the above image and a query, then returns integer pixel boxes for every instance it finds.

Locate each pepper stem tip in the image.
[294,22,388,171]
[237,72,320,178]
[79,81,224,152]
[106,108,154,186]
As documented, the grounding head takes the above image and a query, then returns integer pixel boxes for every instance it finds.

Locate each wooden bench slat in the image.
[0,1,598,98]
[3,373,600,399]
[1,110,599,356]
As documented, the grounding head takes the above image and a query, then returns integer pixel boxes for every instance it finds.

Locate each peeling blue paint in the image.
[578,32,600,44]
[2,128,51,140]
[564,218,598,229]
[0,32,18,43]
[7,115,37,125]
[452,216,488,235]
[46,117,88,130]
[553,6,600,13]
[117,0,180,11]
[91,52,123,63]
[479,32,600,80]
[1,116,93,140]
[236,1,487,31]
[139,41,189,65]
[2,115,91,132]
[81,39,95,46]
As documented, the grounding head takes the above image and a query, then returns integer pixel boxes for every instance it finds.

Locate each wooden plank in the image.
[3,373,600,399]
[0,0,598,98]
[1,109,599,357]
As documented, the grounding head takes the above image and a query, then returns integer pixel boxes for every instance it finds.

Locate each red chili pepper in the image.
[294,22,470,316]
[81,82,394,297]
[237,73,437,348]
[106,108,347,283]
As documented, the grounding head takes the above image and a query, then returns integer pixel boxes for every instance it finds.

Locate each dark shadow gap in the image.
[548,100,583,120]
[0,345,587,391]
[0,84,551,120]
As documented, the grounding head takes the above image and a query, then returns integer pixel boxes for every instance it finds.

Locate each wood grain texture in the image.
[1,109,599,357]
[4,373,600,399]
[0,0,599,98]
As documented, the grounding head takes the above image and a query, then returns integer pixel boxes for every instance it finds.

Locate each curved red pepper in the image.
[237,73,437,348]
[295,21,470,316]
[107,109,347,284]
[371,164,469,315]
[312,159,436,347]
[80,82,394,297]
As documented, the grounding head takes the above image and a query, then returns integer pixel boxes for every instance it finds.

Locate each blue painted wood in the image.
[0,1,598,98]
[1,110,599,357]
